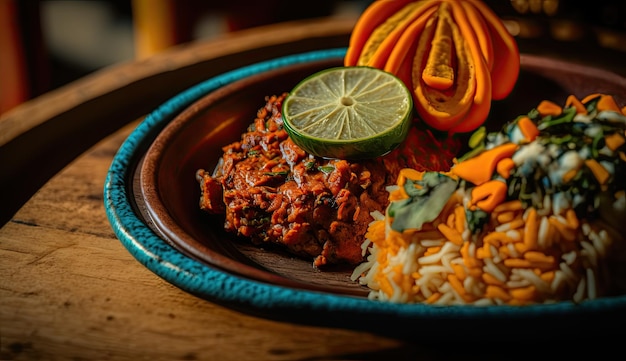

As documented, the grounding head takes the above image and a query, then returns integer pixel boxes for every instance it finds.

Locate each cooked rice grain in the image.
[351,190,616,305]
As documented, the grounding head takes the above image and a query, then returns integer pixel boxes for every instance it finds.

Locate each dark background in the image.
[9,0,626,110]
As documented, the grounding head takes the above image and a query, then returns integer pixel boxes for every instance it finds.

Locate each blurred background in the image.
[2,0,625,115]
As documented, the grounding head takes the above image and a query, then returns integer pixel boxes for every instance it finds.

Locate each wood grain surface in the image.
[1,120,424,361]
[0,17,431,360]
[0,16,357,226]
[0,120,617,360]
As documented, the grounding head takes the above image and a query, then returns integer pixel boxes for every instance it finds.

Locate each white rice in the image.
[352,191,618,305]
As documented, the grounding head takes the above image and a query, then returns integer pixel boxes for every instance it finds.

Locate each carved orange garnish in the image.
[345,0,520,133]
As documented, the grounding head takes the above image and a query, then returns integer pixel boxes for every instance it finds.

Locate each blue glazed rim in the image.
[104,48,626,339]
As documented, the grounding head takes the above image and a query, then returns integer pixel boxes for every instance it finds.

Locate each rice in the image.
[351,94,626,305]
[352,189,616,305]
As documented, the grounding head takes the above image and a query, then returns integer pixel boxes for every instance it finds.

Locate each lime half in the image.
[282,66,413,160]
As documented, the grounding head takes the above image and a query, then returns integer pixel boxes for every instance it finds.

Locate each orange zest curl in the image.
[345,0,520,134]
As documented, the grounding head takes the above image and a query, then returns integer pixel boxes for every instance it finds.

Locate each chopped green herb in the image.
[317,165,335,174]
[468,126,486,149]
[264,171,289,177]
[466,208,489,233]
[388,172,458,232]
[537,106,576,130]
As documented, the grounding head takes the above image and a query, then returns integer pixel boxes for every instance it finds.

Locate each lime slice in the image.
[282,66,413,160]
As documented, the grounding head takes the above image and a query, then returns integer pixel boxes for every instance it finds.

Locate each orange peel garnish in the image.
[345,0,521,134]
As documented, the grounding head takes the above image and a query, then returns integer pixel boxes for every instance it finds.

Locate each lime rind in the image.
[282,66,413,159]
[287,118,411,160]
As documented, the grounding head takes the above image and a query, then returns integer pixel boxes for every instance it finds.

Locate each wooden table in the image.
[0,16,416,361]
[1,16,624,361]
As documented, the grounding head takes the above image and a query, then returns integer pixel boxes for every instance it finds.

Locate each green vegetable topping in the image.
[388,172,458,232]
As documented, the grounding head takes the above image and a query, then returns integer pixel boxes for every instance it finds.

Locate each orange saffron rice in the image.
[351,174,616,305]
[351,94,626,305]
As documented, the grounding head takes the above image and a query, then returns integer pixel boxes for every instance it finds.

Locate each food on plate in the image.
[344,0,520,133]
[351,94,626,305]
[196,93,460,267]
[196,0,519,268]
[282,66,413,160]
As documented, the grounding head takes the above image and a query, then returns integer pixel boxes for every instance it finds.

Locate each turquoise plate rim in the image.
[103,48,626,338]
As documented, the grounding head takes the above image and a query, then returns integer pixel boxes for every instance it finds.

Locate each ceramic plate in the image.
[105,48,626,340]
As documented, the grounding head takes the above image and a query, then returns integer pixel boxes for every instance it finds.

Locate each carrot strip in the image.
[393,38,419,94]
[485,230,519,244]
[437,223,464,245]
[425,292,442,303]
[452,263,467,280]
[605,132,625,151]
[523,208,538,250]
[424,246,442,256]
[500,218,525,231]
[365,220,386,245]
[445,0,492,133]
[461,241,480,268]
[454,205,466,233]
[365,1,440,68]
[517,116,539,142]
[460,0,493,71]
[344,0,414,66]
[496,211,515,224]
[585,159,610,185]
[536,100,562,117]
[597,94,621,112]
[482,273,505,286]
[421,3,456,89]
[581,93,602,104]
[565,94,587,114]
[548,217,577,242]
[446,213,456,228]
[445,75,492,133]
[524,251,555,265]
[385,5,438,84]
[503,258,533,268]
[413,3,475,130]
[496,157,515,179]
[447,274,467,296]
[514,242,529,253]
[476,247,488,259]
[485,285,511,301]
[452,143,518,185]
[356,1,422,66]
[466,0,519,100]
[493,200,523,213]
[470,179,508,213]
[540,271,555,283]
[397,168,425,185]
[509,285,536,301]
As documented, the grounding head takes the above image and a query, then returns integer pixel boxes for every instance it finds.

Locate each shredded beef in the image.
[196,93,461,268]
